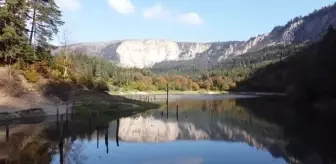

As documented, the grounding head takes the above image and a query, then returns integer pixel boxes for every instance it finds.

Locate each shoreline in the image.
[109,90,286,96]
[0,89,160,122]
[109,90,228,95]
[0,89,286,121]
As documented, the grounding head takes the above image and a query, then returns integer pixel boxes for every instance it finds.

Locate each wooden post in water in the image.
[105,125,109,154]
[249,111,252,126]
[66,102,69,123]
[72,100,75,117]
[59,138,64,164]
[57,106,59,119]
[97,127,99,149]
[176,105,179,121]
[166,83,169,119]
[56,107,60,129]
[116,119,120,147]
[5,123,9,142]
[59,114,64,164]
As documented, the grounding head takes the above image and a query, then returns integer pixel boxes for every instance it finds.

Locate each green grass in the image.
[72,99,160,117]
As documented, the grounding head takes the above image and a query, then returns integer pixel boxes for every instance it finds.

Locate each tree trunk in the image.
[63,55,68,78]
[29,0,37,45]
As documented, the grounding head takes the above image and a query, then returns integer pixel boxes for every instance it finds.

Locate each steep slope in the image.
[52,3,336,68]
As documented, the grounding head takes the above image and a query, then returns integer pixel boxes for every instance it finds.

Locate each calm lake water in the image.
[1,94,336,164]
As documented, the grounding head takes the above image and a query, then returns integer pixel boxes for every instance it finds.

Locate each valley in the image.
[2,1,336,163]
[0,0,335,120]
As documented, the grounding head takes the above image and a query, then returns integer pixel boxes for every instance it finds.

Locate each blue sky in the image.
[53,0,335,45]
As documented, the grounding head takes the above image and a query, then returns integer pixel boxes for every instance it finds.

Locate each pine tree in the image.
[0,0,31,63]
[28,0,64,60]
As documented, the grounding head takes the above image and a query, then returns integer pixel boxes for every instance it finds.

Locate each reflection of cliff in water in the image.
[109,99,281,141]
[105,98,290,162]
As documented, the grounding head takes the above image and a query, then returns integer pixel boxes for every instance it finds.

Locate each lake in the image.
[0,94,335,164]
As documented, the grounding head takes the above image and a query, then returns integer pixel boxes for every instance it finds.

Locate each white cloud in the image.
[107,0,135,14]
[179,13,203,25]
[143,4,203,25]
[143,4,169,19]
[55,0,81,11]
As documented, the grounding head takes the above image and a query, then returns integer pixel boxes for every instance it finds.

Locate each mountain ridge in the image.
[52,3,336,68]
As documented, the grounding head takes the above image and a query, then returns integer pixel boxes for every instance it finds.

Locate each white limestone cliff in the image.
[116,40,180,68]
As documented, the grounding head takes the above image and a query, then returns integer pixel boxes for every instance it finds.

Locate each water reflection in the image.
[0,96,336,163]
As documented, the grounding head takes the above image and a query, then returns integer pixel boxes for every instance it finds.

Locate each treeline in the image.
[219,44,305,68]
[66,53,237,91]
[152,43,306,85]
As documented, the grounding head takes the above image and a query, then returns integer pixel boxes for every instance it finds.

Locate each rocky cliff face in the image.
[52,3,336,68]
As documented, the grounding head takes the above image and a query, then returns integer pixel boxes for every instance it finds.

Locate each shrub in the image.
[13,58,26,70]
[34,61,50,77]
[0,67,25,97]
[24,66,39,83]
[201,80,212,90]
[50,69,62,81]
[191,82,200,91]
[137,82,148,91]
[94,79,109,92]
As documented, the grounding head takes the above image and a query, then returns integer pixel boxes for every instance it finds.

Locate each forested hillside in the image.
[234,26,336,104]
[1,0,336,103]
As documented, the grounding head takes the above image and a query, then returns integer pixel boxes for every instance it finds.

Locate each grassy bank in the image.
[72,93,160,117]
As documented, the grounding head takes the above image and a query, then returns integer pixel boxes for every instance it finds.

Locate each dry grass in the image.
[0,67,26,97]
[0,67,157,116]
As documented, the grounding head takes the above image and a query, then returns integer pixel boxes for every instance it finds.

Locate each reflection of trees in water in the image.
[0,125,56,164]
[165,99,237,113]
[236,97,336,164]
[52,114,119,163]
[0,114,108,164]
[60,140,86,164]
[58,115,85,164]
[55,116,122,163]
[0,107,122,164]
